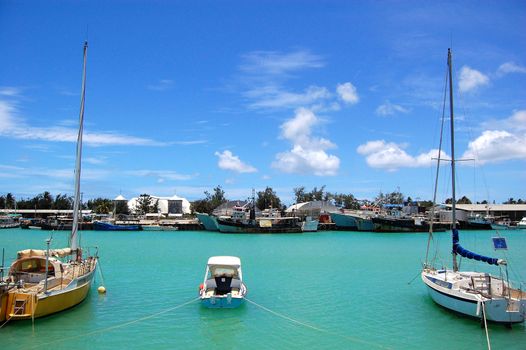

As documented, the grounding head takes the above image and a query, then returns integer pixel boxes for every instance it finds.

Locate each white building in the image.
[127,194,191,217]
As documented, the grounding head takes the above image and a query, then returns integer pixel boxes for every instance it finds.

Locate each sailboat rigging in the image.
[0,41,98,322]
[421,49,525,324]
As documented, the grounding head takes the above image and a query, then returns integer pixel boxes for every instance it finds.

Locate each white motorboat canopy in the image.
[207,256,241,268]
[205,256,242,280]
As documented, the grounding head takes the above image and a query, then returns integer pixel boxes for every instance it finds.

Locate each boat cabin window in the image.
[17,258,55,274]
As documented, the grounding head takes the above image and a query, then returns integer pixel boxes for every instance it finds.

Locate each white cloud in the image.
[173,140,208,145]
[215,150,257,173]
[481,110,526,132]
[376,101,409,116]
[247,85,331,110]
[240,50,324,75]
[147,79,174,91]
[0,86,21,96]
[272,108,340,176]
[357,140,447,171]
[496,62,526,77]
[462,130,526,164]
[458,66,489,93]
[336,82,359,104]
[127,169,196,181]
[0,100,163,146]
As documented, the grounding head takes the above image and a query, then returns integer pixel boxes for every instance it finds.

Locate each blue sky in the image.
[1,1,525,205]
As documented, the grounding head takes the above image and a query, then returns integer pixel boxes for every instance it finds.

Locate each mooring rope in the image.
[476,296,492,350]
[31,297,200,348]
[245,298,390,349]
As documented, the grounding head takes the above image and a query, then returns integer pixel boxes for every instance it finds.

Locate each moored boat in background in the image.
[93,220,141,231]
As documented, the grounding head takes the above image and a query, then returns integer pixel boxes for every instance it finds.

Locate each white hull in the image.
[200,295,245,308]
[422,269,526,323]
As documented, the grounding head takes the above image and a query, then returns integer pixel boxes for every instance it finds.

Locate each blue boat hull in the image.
[93,221,141,231]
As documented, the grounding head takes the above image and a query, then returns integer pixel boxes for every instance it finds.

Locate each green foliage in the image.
[293,185,327,203]
[330,193,360,210]
[256,187,281,210]
[375,190,404,205]
[456,196,472,204]
[115,200,130,215]
[191,186,227,214]
[53,193,73,210]
[87,198,113,214]
[503,198,525,204]
[135,194,157,215]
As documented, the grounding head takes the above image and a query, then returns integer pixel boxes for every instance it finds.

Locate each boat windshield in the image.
[209,266,238,278]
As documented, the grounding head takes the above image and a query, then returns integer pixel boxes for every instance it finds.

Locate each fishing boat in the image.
[0,216,19,229]
[421,49,526,324]
[199,256,247,308]
[92,220,141,231]
[372,214,448,233]
[216,202,317,234]
[1,42,98,323]
[195,212,220,231]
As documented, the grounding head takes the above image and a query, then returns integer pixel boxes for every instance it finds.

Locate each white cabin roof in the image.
[207,256,241,267]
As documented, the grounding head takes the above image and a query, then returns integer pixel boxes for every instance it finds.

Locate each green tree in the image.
[330,192,360,209]
[53,193,73,210]
[115,200,130,215]
[191,199,212,214]
[206,186,226,210]
[5,193,15,209]
[87,198,113,214]
[35,191,54,209]
[457,196,472,204]
[293,186,307,203]
[135,194,154,215]
[375,190,404,205]
[191,186,227,214]
[256,187,282,210]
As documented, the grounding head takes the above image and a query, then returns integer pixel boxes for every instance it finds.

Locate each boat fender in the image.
[199,283,204,291]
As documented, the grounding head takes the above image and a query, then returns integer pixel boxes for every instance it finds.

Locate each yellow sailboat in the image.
[0,41,98,322]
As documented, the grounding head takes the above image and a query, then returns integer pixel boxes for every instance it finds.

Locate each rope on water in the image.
[32,297,200,348]
[96,257,106,287]
[245,298,390,349]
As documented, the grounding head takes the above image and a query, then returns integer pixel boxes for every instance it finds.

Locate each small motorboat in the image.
[199,256,247,308]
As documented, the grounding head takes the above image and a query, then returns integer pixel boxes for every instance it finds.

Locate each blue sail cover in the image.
[452,229,499,265]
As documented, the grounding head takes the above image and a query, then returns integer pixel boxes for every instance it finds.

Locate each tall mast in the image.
[448,48,459,272]
[71,41,88,254]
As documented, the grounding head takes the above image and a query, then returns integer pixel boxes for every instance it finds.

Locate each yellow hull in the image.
[5,264,96,321]
[0,291,8,322]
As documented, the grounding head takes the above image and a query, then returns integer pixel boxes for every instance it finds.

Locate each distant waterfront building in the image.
[443,203,526,221]
[285,201,339,215]
[127,194,191,217]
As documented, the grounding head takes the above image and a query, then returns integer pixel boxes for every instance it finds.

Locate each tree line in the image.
[0,192,160,216]
[2,190,524,216]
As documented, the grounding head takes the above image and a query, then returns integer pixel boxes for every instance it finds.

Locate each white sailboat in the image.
[421,49,526,324]
[0,41,98,322]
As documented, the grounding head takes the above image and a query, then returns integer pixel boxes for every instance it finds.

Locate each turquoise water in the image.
[1,228,525,349]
